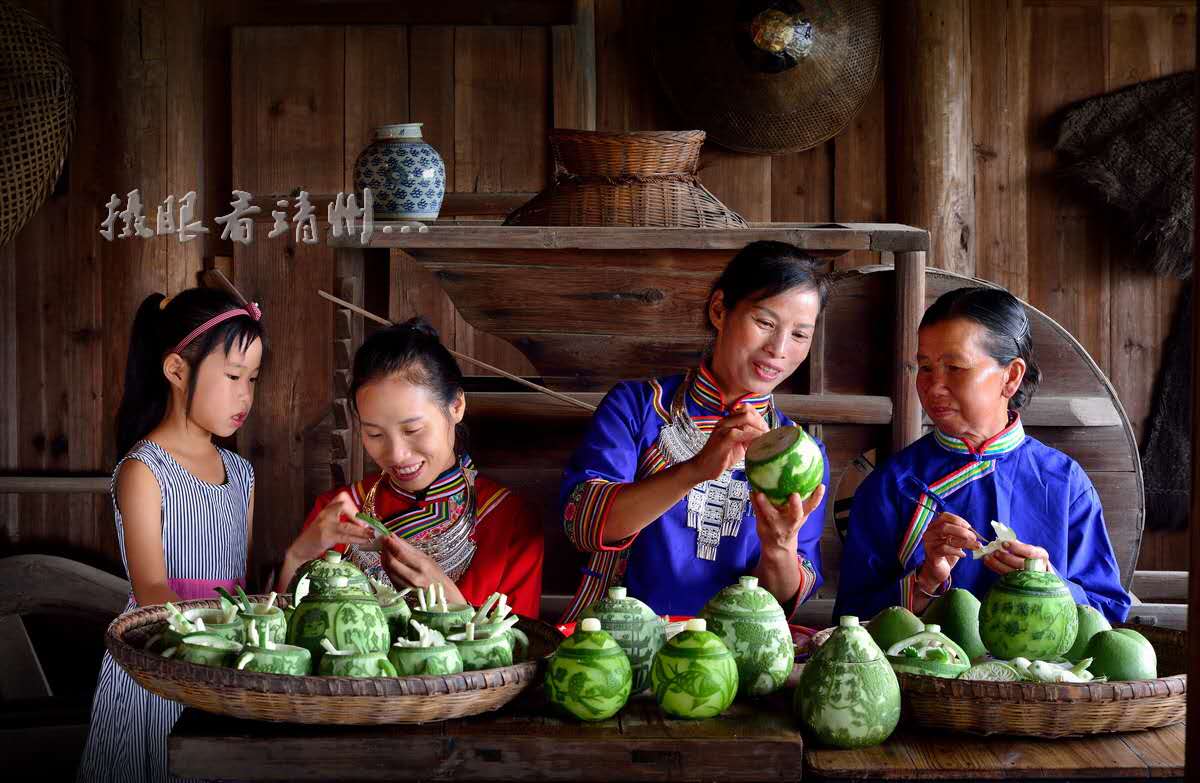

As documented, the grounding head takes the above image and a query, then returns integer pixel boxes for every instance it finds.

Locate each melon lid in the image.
[814,615,887,664]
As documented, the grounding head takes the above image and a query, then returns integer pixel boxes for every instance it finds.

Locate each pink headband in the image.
[169,302,262,355]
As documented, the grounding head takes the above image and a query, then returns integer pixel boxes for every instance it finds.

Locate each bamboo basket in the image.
[504,129,749,229]
[0,1,75,250]
[897,624,1186,738]
[106,597,563,725]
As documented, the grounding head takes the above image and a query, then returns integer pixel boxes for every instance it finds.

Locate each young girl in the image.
[77,287,264,783]
[277,318,544,618]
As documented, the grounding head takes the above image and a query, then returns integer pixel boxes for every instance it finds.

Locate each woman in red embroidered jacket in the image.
[276,318,543,618]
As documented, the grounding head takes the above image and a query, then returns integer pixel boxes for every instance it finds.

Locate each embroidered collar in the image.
[933,413,1025,458]
[388,454,475,504]
[688,363,772,419]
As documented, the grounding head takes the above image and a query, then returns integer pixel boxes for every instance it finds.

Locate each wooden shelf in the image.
[327,222,931,253]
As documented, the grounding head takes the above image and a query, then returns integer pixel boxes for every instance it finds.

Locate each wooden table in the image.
[805,723,1185,781]
[169,691,1184,782]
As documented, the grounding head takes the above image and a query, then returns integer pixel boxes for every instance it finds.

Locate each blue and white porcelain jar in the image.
[353,123,446,221]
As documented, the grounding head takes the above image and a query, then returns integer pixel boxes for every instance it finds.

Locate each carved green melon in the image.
[285,552,390,668]
[455,634,514,671]
[388,642,464,676]
[235,642,312,675]
[546,618,632,721]
[884,624,971,678]
[167,633,242,668]
[746,426,824,503]
[288,549,371,603]
[580,586,665,693]
[650,618,738,719]
[700,576,793,697]
[795,616,900,749]
[240,605,287,646]
[979,558,1078,661]
[319,649,398,677]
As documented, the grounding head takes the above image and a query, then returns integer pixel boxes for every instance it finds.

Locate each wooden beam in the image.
[1130,570,1188,603]
[894,252,926,452]
[327,224,931,252]
[226,1,574,26]
[248,193,535,222]
[465,392,894,425]
[1126,603,1188,631]
[920,396,1122,428]
[0,476,109,494]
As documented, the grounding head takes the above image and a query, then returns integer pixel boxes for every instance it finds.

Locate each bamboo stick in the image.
[316,290,597,412]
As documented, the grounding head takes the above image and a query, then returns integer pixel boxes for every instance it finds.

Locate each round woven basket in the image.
[0,0,75,249]
[896,624,1186,738]
[504,129,748,228]
[106,597,563,725]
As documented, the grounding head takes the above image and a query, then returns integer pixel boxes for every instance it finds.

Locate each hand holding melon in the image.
[979,536,1051,576]
[751,484,826,549]
[745,425,825,504]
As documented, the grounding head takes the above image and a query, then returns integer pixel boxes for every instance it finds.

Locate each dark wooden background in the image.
[0,0,1194,585]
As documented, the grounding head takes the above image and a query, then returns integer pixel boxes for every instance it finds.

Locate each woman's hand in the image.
[686,404,770,483]
[752,484,827,552]
[380,535,467,605]
[286,490,375,564]
[982,538,1051,576]
[918,512,982,591]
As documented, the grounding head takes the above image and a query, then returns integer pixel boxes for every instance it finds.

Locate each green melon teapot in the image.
[285,550,390,668]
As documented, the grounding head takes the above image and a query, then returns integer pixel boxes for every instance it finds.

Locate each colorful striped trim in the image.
[896,459,996,567]
[560,550,621,623]
[899,570,920,613]
[386,503,459,540]
[649,379,670,423]
[637,443,670,477]
[787,558,820,623]
[690,363,772,419]
[562,479,630,553]
[933,414,1025,457]
[390,458,471,503]
[475,487,510,521]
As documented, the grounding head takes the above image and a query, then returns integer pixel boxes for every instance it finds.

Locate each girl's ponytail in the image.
[116,294,169,456]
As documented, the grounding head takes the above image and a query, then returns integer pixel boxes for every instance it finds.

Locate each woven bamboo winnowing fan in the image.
[0,1,75,250]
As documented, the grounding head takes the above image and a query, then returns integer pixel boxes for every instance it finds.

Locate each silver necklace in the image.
[655,371,775,561]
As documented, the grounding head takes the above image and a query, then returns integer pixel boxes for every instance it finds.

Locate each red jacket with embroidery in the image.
[300,473,544,618]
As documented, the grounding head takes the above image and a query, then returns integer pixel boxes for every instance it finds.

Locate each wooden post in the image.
[887,0,975,277]
[894,252,926,453]
[1187,13,1199,776]
[332,247,369,486]
[552,0,597,131]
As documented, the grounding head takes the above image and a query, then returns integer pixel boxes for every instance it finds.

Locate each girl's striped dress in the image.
[77,440,253,783]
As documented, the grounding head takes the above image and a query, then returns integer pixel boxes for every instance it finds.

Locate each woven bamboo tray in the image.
[106,596,563,725]
[896,624,1186,738]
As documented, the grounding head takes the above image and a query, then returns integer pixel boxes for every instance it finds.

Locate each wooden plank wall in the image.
[0,0,1194,581]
